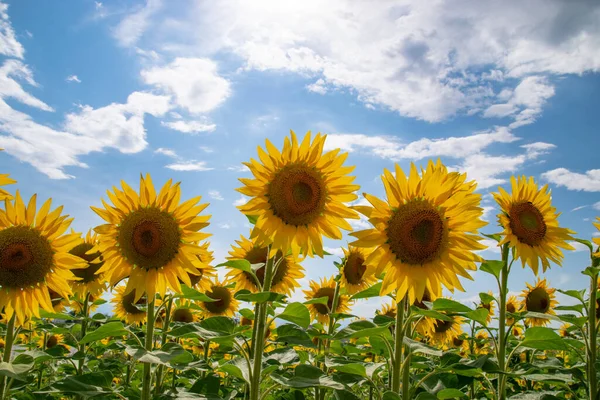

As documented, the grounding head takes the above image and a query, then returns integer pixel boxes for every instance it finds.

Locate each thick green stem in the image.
[141,298,156,400]
[155,296,173,393]
[497,244,510,400]
[249,256,275,400]
[391,298,406,393]
[78,292,91,375]
[0,314,16,399]
[588,269,598,400]
[249,303,260,357]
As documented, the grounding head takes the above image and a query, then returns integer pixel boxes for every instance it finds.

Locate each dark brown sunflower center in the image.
[70,243,104,283]
[204,286,232,314]
[343,252,366,285]
[434,319,453,333]
[386,200,447,265]
[507,302,516,314]
[46,335,59,349]
[121,291,146,315]
[508,201,547,246]
[243,247,289,289]
[240,316,253,326]
[172,308,194,323]
[118,208,181,270]
[414,291,431,309]
[267,163,327,226]
[313,287,335,315]
[186,269,204,287]
[480,302,491,312]
[384,308,396,318]
[0,226,54,289]
[453,337,464,347]
[526,287,551,313]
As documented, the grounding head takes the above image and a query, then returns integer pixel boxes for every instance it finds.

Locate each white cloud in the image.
[571,205,588,212]
[0,60,53,111]
[161,119,216,133]
[233,195,247,207]
[113,0,162,47]
[146,0,600,122]
[569,241,591,252]
[456,153,526,189]
[0,2,24,59]
[228,165,250,173]
[521,142,556,159]
[541,168,600,192]
[478,239,501,254]
[323,246,345,257]
[154,147,177,158]
[219,223,231,229]
[141,58,231,114]
[165,161,213,171]
[208,190,224,200]
[306,78,328,94]
[66,75,81,83]
[594,201,600,211]
[199,146,214,153]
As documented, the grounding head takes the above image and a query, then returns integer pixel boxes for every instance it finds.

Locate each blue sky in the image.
[0,0,599,317]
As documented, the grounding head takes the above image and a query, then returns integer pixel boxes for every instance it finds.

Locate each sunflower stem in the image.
[78,292,91,375]
[249,254,275,400]
[391,297,406,393]
[497,243,510,400]
[0,313,15,399]
[155,296,173,394]
[587,260,598,400]
[141,297,156,400]
[401,315,412,399]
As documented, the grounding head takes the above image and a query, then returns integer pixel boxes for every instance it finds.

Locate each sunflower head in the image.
[474,330,490,355]
[378,302,397,319]
[0,192,85,326]
[92,174,211,301]
[350,160,486,303]
[38,333,66,350]
[559,323,572,338]
[179,242,216,292]
[340,247,377,295]
[112,285,148,325]
[493,176,576,275]
[226,234,304,295]
[303,276,351,325]
[202,280,239,318]
[172,299,199,323]
[419,314,464,348]
[476,291,495,324]
[506,295,521,325]
[69,230,107,298]
[594,218,600,258]
[521,278,557,327]
[237,131,359,258]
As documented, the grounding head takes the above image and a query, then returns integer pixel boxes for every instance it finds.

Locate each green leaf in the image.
[219,357,251,383]
[334,320,392,340]
[304,296,329,306]
[410,308,452,321]
[574,238,594,254]
[382,392,402,400]
[126,342,193,366]
[245,214,258,224]
[521,327,568,351]
[275,324,314,347]
[0,354,34,380]
[557,289,586,303]
[482,233,502,242]
[326,360,367,378]
[555,304,585,314]
[278,302,311,328]
[350,282,382,300]
[437,388,467,399]
[169,317,236,340]
[508,392,561,399]
[270,364,346,390]
[177,285,217,302]
[239,308,255,320]
[433,298,472,313]
[234,290,286,303]
[478,292,495,305]
[80,322,129,344]
[404,337,442,357]
[39,309,77,320]
[334,390,361,400]
[216,259,252,273]
[42,371,113,398]
[464,308,489,326]
[479,260,504,279]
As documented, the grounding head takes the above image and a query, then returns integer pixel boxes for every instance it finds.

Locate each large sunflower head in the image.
[506,295,521,325]
[237,130,359,258]
[520,278,557,327]
[419,314,464,348]
[303,276,351,325]
[91,174,211,301]
[339,246,377,295]
[0,192,85,326]
[226,233,304,295]
[69,230,107,298]
[350,160,486,303]
[112,285,148,325]
[493,176,575,275]
[201,279,239,318]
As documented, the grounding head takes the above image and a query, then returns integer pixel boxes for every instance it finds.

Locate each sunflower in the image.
[559,323,572,338]
[226,234,304,295]
[378,302,397,319]
[48,289,70,313]
[112,285,148,325]
[350,160,486,303]
[179,242,216,293]
[493,176,575,275]
[237,130,359,258]
[506,295,521,325]
[201,279,239,318]
[474,330,490,355]
[520,278,557,327]
[339,247,377,295]
[476,291,495,325]
[92,174,211,301]
[511,325,524,339]
[171,299,200,323]
[69,230,107,299]
[594,218,600,257]
[37,333,66,350]
[0,192,85,326]
[419,314,465,348]
[303,276,351,325]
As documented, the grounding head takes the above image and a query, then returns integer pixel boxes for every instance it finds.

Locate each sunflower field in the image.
[0,131,598,400]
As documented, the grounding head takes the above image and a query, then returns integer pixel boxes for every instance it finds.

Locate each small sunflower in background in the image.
[419,314,464,348]
[70,293,101,315]
[112,286,149,325]
[171,299,200,323]
[339,247,377,295]
[559,323,572,338]
[226,234,304,295]
[476,291,495,325]
[237,130,359,258]
[493,176,575,275]
[68,230,106,300]
[511,325,524,339]
[0,192,85,326]
[521,278,557,327]
[474,330,491,355]
[37,333,67,351]
[92,174,211,302]
[304,276,351,325]
[506,295,521,325]
[594,218,600,257]
[179,242,217,294]
[201,279,239,318]
[377,302,397,319]
[350,160,486,303]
